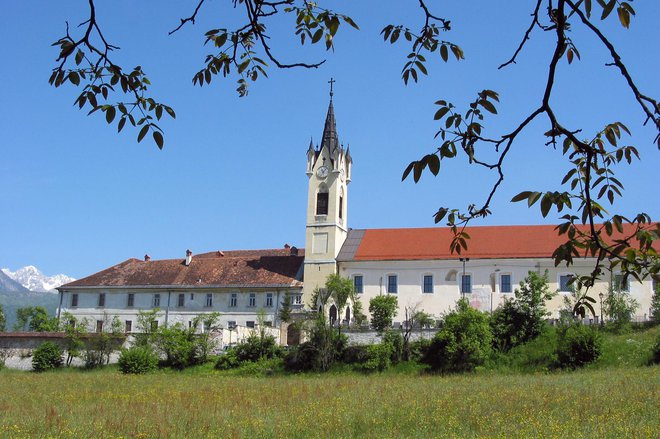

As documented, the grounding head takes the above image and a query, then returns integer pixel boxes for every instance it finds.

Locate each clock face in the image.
[317,166,329,179]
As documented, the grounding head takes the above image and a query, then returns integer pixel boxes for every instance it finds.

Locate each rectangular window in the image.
[71,293,78,307]
[205,293,213,307]
[203,321,211,333]
[190,293,194,300]
[125,320,132,333]
[227,320,237,329]
[248,293,256,307]
[266,293,273,307]
[500,274,512,293]
[178,293,185,307]
[153,293,161,308]
[127,293,135,307]
[559,274,574,292]
[96,320,104,333]
[387,275,398,294]
[151,320,159,332]
[461,274,472,294]
[293,294,303,305]
[316,192,329,215]
[614,274,630,292]
[423,275,433,294]
[246,321,255,328]
[98,293,105,307]
[339,195,343,219]
[353,275,363,294]
[264,321,273,327]
[230,293,237,307]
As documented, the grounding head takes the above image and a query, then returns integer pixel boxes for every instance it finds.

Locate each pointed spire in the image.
[320,79,339,153]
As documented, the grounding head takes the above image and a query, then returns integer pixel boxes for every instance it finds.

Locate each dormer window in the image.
[316,191,329,215]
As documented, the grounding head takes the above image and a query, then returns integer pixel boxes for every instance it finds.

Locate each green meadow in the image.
[0,364,658,438]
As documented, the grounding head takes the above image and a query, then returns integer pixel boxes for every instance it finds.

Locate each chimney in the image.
[284,243,291,249]
[185,249,193,266]
[290,246,298,256]
[144,254,151,262]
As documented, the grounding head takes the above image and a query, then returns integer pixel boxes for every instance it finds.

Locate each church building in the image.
[57,91,657,335]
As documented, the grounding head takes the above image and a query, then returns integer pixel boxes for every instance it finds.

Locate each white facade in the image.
[59,287,303,333]
[340,258,655,323]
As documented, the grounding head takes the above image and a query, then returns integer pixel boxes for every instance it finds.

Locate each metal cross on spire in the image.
[328,77,335,98]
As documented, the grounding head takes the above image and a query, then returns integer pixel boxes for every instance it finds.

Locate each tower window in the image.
[339,195,343,219]
[316,192,329,215]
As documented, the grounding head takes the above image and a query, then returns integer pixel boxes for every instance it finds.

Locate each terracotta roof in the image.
[61,249,304,289]
[337,224,654,261]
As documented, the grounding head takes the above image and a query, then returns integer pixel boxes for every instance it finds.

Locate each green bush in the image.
[283,342,318,372]
[422,299,492,373]
[234,334,282,363]
[215,349,241,370]
[489,327,558,373]
[361,343,392,372]
[32,341,63,372]
[118,346,159,374]
[382,330,403,364]
[556,324,603,369]
[409,338,431,362]
[652,334,660,365]
[341,345,369,364]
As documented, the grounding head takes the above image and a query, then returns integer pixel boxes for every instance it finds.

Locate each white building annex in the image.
[57,91,657,337]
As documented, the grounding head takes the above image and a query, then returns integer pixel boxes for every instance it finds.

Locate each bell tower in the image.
[303,80,353,302]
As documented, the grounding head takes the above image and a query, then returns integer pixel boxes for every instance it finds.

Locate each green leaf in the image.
[480,99,497,114]
[440,44,448,62]
[434,107,449,120]
[427,154,440,175]
[105,106,116,124]
[601,0,616,19]
[540,194,552,217]
[153,131,164,149]
[402,162,415,181]
[117,117,126,133]
[511,191,532,202]
[137,125,149,143]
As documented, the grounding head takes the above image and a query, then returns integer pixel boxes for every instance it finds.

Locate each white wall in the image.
[340,258,654,323]
[59,287,303,332]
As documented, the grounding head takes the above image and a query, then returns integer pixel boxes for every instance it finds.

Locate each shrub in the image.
[490,327,559,373]
[234,333,281,363]
[341,345,369,364]
[382,329,403,364]
[422,299,492,373]
[409,338,431,362]
[652,334,660,365]
[283,342,318,372]
[361,343,392,372]
[118,346,158,374]
[215,349,241,370]
[556,324,603,369]
[32,341,63,372]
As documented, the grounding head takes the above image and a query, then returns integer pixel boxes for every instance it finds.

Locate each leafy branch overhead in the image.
[51,1,658,287]
[399,0,658,286]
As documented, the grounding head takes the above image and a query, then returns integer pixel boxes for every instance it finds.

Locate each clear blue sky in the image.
[1,2,658,279]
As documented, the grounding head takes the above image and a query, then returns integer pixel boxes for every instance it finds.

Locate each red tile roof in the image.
[342,224,653,261]
[61,249,304,289]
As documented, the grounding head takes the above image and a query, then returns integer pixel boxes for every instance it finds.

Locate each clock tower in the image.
[303,84,352,302]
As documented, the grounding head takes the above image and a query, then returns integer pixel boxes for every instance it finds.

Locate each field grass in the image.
[1,365,658,438]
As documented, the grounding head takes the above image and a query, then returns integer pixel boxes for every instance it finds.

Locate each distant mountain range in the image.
[1,266,75,293]
[0,266,73,330]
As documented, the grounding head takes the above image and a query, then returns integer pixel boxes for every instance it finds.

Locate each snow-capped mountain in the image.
[1,266,75,293]
[0,269,29,293]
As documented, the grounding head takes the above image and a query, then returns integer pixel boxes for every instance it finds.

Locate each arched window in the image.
[339,188,344,219]
[316,185,329,215]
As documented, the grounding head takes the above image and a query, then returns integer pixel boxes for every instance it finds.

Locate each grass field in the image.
[1,365,658,438]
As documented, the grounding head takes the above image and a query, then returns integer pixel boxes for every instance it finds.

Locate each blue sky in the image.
[1,2,658,279]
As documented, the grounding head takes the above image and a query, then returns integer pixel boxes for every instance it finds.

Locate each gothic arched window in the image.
[316,186,329,215]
